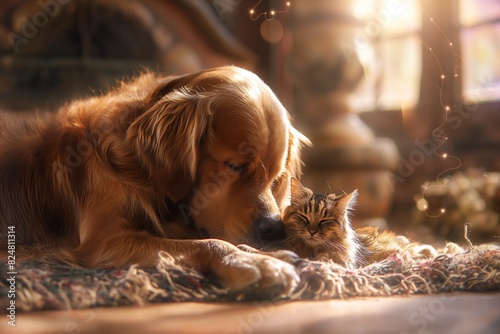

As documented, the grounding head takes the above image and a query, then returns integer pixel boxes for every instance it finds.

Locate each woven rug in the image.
[1,243,499,312]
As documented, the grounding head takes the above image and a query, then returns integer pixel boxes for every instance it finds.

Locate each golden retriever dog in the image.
[0,66,309,294]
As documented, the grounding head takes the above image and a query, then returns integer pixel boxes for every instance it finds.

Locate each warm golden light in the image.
[249,0,290,21]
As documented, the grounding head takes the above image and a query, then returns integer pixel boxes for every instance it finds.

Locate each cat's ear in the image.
[290,177,313,201]
[333,189,358,213]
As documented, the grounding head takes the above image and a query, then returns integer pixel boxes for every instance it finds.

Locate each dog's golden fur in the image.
[0,66,308,292]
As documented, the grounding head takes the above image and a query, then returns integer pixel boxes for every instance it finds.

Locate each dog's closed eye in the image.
[226,162,249,174]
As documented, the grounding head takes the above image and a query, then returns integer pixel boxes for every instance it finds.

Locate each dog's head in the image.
[130,66,310,246]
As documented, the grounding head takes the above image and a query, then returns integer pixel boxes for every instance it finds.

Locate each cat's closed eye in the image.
[318,219,338,228]
[293,212,310,226]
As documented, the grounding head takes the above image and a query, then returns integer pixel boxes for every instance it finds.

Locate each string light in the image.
[250,0,291,21]
[418,2,464,218]
[420,3,463,76]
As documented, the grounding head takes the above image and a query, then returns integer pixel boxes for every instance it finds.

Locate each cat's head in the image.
[282,177,358,248]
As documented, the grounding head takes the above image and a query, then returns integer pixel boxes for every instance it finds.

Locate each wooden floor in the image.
[2,292,499,334]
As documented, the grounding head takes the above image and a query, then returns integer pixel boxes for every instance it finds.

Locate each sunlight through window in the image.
[460,0,500,102]
[349,0,422,112]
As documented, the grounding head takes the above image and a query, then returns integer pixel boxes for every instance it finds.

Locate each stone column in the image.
[289,0,399,227]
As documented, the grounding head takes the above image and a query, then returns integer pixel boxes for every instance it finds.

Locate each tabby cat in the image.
[282,178,436,268]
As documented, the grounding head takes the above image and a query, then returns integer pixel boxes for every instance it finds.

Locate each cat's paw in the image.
[408,244,438,259]
[438,242,464,254]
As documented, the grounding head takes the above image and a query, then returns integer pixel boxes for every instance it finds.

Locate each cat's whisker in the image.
[323,238,344,252]
[284,235,302,247]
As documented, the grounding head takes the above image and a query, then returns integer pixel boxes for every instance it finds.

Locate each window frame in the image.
[359,0,500,153]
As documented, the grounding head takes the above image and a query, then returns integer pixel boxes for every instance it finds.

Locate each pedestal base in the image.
[301,138,399,228]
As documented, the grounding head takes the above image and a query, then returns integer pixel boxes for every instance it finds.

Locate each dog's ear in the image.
[147,72,200,105]
[272,126,311,209]
[287,126,311,179]
[128,74,212,203]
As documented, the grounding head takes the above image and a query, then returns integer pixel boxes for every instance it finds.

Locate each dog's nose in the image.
[254,215,285,241]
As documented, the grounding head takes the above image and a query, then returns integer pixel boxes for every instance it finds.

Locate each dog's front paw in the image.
[218,249,300,298]
[237,244,300,265]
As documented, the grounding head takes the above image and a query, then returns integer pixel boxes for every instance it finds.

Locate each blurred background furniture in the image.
[288,0,399,227]
[0,0,256,110]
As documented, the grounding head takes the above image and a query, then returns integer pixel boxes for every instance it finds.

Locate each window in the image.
[349,0,422,111]
[348,0,500,210]
[460,0,500,102]
[349,0,500,113]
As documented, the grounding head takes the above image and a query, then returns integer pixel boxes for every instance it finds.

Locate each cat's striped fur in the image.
[282,178,437,268]
[282,177,360,268]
